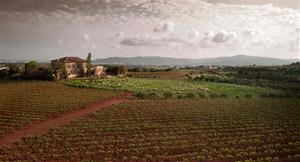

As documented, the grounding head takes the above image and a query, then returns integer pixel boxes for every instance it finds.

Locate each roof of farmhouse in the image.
[51,57,86,63]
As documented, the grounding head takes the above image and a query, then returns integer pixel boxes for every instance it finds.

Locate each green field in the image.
[63,78,284,98]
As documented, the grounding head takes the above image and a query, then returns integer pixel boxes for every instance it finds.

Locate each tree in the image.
[40,68,54,80]
[86,52,92,77]
[117,66,128,75]
[8,64,20,75]
[0,69,9,78]
[106,66,128,76]
[291,62,300,66]
[25,60,38,73]
[24,60,38,79]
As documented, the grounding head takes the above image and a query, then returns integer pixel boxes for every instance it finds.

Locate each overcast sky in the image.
[0,0,299,61]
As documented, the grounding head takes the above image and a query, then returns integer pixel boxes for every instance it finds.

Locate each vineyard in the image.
[127,71,188,79]
[0,81,118,138]
[0,99,299,161]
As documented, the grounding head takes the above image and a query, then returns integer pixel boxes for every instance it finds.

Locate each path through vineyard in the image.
[0,92,132,146]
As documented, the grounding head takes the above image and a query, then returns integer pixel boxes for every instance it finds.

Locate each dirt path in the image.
[0,92,132,146]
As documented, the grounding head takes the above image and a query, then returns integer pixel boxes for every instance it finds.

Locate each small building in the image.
[93,65,105,77]
[51,57,87,79]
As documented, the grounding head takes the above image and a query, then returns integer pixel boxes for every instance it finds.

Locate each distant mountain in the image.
[93,55,297,66]
[94,56,198,66]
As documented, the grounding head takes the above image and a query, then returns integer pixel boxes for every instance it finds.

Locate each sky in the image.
[0,0,299,61]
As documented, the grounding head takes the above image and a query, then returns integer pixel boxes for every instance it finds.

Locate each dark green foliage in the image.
[163,92,173,98]
[40,68,54,81]
[134,92,159,99]
[8,64,20,75]
[220,93,228,97]
[134,92,147,99]
[245,94,253,98]
[86,52,92,77]
[290,61,300,66]
[0,69,9,78]
[197,92,206,98]
[106,66,128,76]
[25,60,38,73]
[210,93,219,98]
[185,92,196,98]
[177,94,184,99]
[147,92,158,99]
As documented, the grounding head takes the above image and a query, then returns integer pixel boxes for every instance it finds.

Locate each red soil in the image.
[0,92,132,146]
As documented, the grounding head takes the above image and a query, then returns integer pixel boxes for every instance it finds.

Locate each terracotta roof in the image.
[51,57,86,63]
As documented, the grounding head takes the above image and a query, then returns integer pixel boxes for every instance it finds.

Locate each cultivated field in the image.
[0,81,118,138]
[63,78,285,99]
[1,99,299,161]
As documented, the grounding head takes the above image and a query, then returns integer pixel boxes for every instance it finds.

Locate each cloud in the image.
[58,39,64,44]
[114,32,125,40]
[80,33,96,50]
[103,0,111,4]
[21,0,34,4]
[117,28,280,51]
[18,42,24,46]
[242,30,264,37]
[153,21,175,32]
[0,0,299,59]
[212,31,229,43]
[120,35,185,46]
[188,29,200,39]
[82,33,91,42]
[203,32,215,40]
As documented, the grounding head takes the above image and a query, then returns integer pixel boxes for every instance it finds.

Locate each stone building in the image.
[51,57,87,79]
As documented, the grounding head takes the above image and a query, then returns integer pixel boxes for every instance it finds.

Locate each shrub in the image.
[185,92,196,98]
[106,66,128,76]
[245,94,253,98]
[220,93,228,98]
[163,92,173,99]
[198,92,206,98]
[134,92,147,99]
[8,64,20,75]
[196,155,205,161]
[147,92,158,99]
[210,93,219,98]
[25,60,38,74]
[177,94,184,99]
[260,93,269,98]
[40,68,54,81]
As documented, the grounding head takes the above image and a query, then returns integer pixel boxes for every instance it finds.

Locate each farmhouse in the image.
[51,57,87,79]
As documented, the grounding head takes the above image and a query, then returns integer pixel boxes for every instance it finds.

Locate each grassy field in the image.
[0,81,118,137]
[63,78,284,98]
[1,98,299,161]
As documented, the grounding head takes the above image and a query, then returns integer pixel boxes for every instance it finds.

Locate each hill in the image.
[93,55,297,66]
